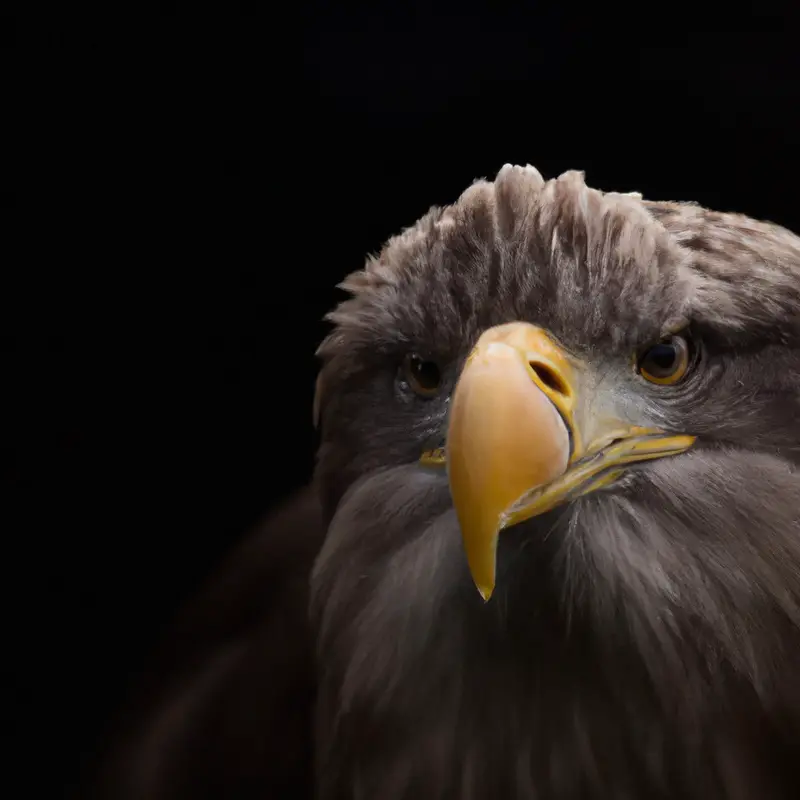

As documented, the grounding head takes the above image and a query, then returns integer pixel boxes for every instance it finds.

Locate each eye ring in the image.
[637,335,692,385]
[401,353,442,397]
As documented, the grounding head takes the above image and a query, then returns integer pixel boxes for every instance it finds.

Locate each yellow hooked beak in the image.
[436,322,695,601]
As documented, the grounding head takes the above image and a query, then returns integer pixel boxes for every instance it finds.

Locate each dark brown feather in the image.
[87,489,324,800]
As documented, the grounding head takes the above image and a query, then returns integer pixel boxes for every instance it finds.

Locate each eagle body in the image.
[94,166,800,800]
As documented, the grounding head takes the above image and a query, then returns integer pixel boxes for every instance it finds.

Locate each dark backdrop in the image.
[7,5,800,796]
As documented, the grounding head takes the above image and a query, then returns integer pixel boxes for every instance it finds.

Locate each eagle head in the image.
[309,165,800,798]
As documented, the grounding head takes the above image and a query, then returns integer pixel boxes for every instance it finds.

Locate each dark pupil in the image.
[645,343,677,374]
[411,357,440,389]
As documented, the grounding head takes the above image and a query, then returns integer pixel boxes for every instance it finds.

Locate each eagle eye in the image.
[402,353,442,397]
[637,335,691,385]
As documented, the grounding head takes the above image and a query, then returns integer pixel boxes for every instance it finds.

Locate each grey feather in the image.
[312,165,800,799]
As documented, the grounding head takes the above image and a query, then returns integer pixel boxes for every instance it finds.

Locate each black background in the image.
[7,5,800,796]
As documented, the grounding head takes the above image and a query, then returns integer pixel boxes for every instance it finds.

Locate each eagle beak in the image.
[445,322,695,601]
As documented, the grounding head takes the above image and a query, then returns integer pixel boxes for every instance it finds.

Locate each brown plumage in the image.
[88,490,323,800]
[93,165,800,799]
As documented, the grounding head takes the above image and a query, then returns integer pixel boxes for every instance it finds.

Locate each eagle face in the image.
[310,166,800,798]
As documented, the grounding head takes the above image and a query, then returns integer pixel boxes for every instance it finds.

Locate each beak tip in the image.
[462,531,499,605]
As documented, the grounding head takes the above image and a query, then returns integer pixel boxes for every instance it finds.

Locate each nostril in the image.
[530,362,570,397]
